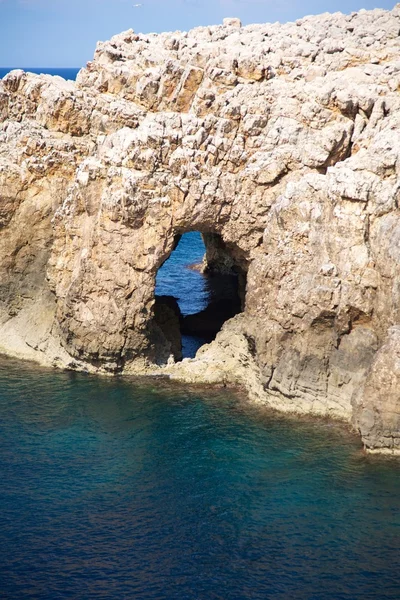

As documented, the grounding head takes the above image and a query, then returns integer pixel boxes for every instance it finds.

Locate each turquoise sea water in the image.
[0,357,399,599]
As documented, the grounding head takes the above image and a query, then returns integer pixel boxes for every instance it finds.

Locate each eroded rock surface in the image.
[1,5,400,452]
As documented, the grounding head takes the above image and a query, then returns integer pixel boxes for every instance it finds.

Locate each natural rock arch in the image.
[0,5,400,453]
[153,229,248,363]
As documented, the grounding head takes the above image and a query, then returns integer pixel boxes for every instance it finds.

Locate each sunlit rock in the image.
[1,6,400,452]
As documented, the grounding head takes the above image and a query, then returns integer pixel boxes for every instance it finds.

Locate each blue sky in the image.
[0,0,396,67]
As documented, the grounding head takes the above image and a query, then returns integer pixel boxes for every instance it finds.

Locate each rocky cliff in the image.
[1,6,400,453]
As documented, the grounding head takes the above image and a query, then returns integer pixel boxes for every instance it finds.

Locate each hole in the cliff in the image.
[154,231,247,361]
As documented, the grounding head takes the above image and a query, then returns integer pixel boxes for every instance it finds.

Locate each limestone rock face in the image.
[353,327,400,453]
[1,6,400,452]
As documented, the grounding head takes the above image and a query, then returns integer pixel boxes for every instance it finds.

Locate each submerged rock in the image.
[1,5,400,452]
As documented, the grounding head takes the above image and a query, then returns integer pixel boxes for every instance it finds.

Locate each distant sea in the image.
[0,67,80,80]
[156,232,210,358]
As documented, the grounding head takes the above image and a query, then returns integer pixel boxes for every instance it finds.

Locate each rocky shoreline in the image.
[1,6,400,453]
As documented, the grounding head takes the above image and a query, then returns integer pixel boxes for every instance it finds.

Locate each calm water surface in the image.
[0,358,399,599]
[156,231,210,358]
[156,232,208,317]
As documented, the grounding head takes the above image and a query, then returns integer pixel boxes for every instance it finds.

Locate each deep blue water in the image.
[0,67,80,80]
[156,232,210,358]
[0,357,399,599]
[156,232,208,317]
